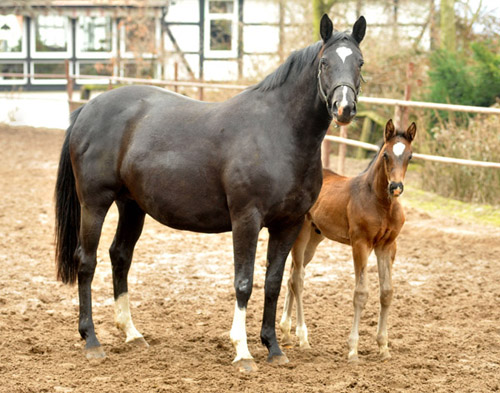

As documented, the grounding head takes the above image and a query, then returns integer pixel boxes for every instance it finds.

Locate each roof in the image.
[0,0,169,16]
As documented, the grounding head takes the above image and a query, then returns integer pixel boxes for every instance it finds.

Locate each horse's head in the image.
[318,14,366,126]
[381,119,417,198]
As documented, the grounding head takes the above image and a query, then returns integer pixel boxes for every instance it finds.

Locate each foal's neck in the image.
[365,156,394,207]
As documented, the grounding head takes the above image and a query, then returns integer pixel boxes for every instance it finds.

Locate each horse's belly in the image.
[124,160,232,233]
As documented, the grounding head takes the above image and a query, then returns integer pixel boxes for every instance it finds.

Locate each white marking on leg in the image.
[393,142,406,156]
[336,46,353,63]
[339,86,349,108]
[230,302,253,362]
[114,293,144,343]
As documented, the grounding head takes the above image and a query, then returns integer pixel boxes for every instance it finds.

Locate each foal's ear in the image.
[384,119,396,142]
[406,122,417,142]
[352,16,366,44]
[320,14,333,43]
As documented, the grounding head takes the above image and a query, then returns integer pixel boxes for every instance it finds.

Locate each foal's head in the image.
[380,119,417,198]
[317,14,366,125]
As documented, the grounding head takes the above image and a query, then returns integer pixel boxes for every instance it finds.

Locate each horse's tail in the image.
[55,105,84,285]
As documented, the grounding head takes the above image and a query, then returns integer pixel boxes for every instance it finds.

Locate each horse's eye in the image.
[359,60,364,68]
[409,153,413,161]
[383,152,389,161]
[320,58,328,68]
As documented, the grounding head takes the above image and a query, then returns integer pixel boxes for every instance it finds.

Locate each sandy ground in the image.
[0,124,499,393]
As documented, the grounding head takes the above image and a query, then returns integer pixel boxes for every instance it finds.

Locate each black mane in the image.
[250,31,357,93]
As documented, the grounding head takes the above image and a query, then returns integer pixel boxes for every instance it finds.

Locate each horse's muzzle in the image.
[389,182,404,197]
[331,85,357,125]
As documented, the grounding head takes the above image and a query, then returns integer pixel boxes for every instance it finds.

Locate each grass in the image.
[403,185,500,228]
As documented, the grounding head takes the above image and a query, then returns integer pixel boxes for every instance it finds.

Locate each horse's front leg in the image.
[229,209,261,372]
[262,219,304,364]
[348,239,370,362]
[374,242,396,360]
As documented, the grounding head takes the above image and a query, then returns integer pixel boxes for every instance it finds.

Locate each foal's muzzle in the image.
[389,182,404,197]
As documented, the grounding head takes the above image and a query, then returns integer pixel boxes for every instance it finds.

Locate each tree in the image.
[440,0,456,51]
[312,0,336,41]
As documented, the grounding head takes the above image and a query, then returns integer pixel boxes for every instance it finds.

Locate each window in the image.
[0,62,27,85]
[0,15,26,58]
[76,16,115,58]
[31,61,68,84]
[120,17,160,59]
[204,0,238,58]
[32,15,71,58]
[76,61,115,84]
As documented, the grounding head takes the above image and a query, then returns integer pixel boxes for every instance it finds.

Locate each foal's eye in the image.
[383,152,389,161]
[409,153,413,161]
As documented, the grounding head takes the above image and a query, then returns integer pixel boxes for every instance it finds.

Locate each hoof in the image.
[347,353,359,363]
[233,359,258,373]
[267,354,289,365]
[380,350,391,361]
[127,336,149,348]
[85,346,106,361]
[282,338,293,349]
[299,342,311,350]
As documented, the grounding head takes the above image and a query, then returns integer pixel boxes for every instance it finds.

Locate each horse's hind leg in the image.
[374,242,396,361]
[77,204,112,359]
[294,227,323,349]
[280,222,312,347]
[110,199,147,347]
[348,240,370,362]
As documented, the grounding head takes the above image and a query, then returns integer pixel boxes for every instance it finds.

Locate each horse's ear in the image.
[406,122,417,142]
[320,14,333,43]
[352,16,366,44]
[384,119,396,142]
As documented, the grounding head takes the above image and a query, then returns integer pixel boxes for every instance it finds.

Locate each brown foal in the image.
[280,119,416,362]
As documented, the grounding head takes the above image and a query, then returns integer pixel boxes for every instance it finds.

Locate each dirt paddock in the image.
[0,124,499,393]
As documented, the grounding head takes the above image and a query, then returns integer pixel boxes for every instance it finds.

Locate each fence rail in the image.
[324,136,500,169]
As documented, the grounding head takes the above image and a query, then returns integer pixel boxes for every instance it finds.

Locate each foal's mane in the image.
[249,31,357,93]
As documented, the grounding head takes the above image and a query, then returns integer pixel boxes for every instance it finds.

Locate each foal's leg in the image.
[280,222,311,347]
[76,204,111,359]
[374,242,396,360]
[293,227,323,349]
[261,220,304,364]
[110,200,147,347]
[347,240,370,362]
[229,209,261,372]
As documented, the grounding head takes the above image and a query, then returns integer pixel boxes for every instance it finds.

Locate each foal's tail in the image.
[55,105,84,285]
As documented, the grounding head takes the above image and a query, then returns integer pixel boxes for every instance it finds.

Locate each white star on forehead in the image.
[393,142,406,156]
[336,47,353,63]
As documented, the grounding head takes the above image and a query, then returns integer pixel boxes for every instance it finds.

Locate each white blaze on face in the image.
[114,293,144,343]
[336,46,353,63]
[230,302,253,362]
[339,86,349,108]
[392,142,406,157]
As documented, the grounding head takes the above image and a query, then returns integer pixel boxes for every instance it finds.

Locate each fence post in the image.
[174,62,179,93]
[65,59,74,112]
[321,125,331,168]
[337,125,348,175]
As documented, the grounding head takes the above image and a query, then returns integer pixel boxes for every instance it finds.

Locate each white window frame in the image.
[0,15,28,59]
[120,17,161,60]
[0,61,27,85]
[204,0,239,59]
[75,16,117,59]
[30,61,69,85]
[30,15,72,59]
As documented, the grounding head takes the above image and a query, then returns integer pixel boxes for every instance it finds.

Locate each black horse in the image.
[55,14,366,372]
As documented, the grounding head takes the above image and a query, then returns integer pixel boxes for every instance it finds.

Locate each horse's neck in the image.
[279,68,331,149]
